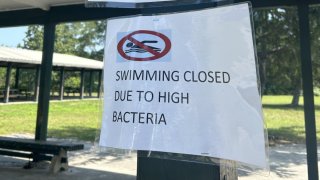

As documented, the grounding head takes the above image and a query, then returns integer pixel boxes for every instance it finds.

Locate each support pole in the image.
[34,65,41,102]
[89,70,93,97]
[137,151,236,180]
[80,69,85,99]
[35,22,55,141]
[15,67,20,89]
[4,63,12,103]
[59,67,65,100]
[298,3,319,180]
[97,70,102,98]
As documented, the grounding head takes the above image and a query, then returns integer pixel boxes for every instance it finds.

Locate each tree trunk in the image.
[291,48,302,107]
[258,51,267,97]
[259,58,267,96]
[291,78,302,106]
[291,88,301,106]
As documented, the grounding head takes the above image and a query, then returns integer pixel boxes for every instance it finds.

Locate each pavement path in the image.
[0,138,318,180]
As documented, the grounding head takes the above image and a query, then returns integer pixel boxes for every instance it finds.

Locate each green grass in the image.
[0,100,102,141]
[263,95,320,143]
[0,96,319,143]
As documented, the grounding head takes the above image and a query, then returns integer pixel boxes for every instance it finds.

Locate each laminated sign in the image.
[100,3,267,168]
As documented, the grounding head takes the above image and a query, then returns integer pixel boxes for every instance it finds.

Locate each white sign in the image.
[100,3,267,168]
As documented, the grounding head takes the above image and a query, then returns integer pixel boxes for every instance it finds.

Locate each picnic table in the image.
[0,137,84,173]
[0,89,19,98]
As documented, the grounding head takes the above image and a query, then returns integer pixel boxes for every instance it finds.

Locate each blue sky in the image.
[0,26,27,47]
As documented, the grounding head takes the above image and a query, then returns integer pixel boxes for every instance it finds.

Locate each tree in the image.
[19,21,106,93]
[253,7,302,106]
[19,20,106,61]
[18,25,43,50]
[309,7,320,95]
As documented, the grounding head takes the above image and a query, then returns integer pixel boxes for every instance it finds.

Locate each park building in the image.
[0,46,103,103]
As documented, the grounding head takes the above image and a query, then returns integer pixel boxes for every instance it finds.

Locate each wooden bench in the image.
[65,87,79,96]
[0,89,20,99]
[0,137,84,173]
[18,88,32,99]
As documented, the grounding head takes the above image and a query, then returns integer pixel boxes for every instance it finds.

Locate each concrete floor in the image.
[0,141,318,180]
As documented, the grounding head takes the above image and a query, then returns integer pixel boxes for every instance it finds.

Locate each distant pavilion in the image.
[0,46,103,103]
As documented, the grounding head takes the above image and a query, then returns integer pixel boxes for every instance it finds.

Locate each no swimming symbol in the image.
[117,30,171,61]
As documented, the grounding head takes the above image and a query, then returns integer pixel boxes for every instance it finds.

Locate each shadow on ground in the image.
[48,126,98,142]
[239,144,309,179]
[268,126,306,143]
[0,156,135,180]
[263,103,320,111]
[0,166,135,180]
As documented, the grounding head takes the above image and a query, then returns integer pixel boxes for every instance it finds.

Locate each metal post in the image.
[89,70,93,97]
[35,22,55,141]
[59,67,65,100]
[137,151,236,180]
[15,67,20,89]
[4,63,12,103]
[298,3,319,180]
[80,69,85,99]
[97,70,102,98]
[34,65,41,102]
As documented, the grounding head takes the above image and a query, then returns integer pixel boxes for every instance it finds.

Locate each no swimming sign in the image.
[99,3,267,168]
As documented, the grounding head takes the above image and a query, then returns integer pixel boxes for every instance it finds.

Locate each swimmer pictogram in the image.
[117,30,171,61]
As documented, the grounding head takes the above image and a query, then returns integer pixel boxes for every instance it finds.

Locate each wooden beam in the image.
[89,70,93,97]
[0,5,139,28]
[35,22,55,141]
[298,3,319,180]
[15,67,20,89]
[80,69,85,99]
[97,70,102,98]
[4,63,12,103]
[59,67,65,101]
[12,0,50,11]
[34,65,40,102]
[3,1,320,28]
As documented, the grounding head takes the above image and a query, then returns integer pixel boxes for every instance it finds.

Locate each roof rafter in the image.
[12,0,50,11]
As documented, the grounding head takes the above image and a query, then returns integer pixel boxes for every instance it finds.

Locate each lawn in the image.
[0,100,103,141]
[263,95,320,143]
[0,96,319,143]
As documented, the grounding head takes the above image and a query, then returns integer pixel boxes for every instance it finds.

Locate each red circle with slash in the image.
[117,30,171,61]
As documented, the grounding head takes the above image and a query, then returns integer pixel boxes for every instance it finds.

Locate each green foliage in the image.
[0,68,6,88]
[19,21,106,61]
[18,21,106,94]
[18,69,35,91]
[18,25,43,50]
[50,71,60,93]
[310,7,320,89]
[64,72,81,88]
[253,8,301,96]
[0,68,18,89]
[253,7,320,105]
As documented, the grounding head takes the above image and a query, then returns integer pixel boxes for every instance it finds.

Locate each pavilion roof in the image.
[0,46,103,69]
[0,0,83,12]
